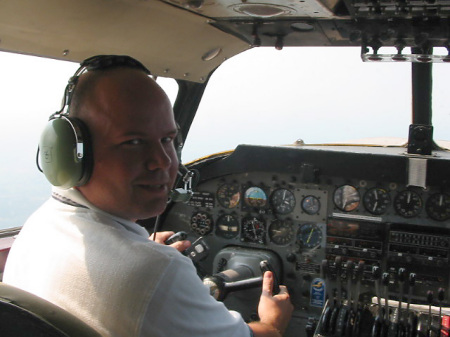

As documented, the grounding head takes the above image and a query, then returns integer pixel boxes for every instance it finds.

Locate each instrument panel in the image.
[189,182,327,246]
[161,144,450,335]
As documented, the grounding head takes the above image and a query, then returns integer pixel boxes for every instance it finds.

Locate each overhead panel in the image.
[162,0,339,18]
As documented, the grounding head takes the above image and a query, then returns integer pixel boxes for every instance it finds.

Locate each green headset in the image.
[37,55,152,189]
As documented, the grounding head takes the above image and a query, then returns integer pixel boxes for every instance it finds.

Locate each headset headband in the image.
[54,55,152,118]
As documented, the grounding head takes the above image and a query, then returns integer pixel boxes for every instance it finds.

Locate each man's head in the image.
[69,60,179,221]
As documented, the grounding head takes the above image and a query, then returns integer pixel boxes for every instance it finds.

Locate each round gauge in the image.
[302,195,321,215]
[217,183,241,209]
[244,187,267,208]
[242,216,266,244]
[190,211,213,236]
[270,188,296,214]
[334,185,360,212]
[394,190,423,218]
[297,223,322,249]
[268,219,295,245]
[363,188,391,215]
[426,193,450,221]
[216,214,240,239]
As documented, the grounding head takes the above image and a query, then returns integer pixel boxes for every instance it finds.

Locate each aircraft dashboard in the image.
[161,144,450,336]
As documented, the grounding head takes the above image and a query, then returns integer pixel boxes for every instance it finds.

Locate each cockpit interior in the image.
[0,1,449,336]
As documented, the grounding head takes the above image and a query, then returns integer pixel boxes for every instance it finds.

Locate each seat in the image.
[0,282,101,337]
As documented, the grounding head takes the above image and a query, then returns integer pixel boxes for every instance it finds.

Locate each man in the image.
[4,55,293,336]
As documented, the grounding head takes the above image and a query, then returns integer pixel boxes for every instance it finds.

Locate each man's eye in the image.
[125,139,143,145]
[162,137,174,144]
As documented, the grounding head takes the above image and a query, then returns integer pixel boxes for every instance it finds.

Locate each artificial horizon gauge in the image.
[333,185,360,212]
[270,188,296,214]
[216,214,240,239]
[394,190,423,218]
[190,211,213,236]
[298,223,322,249]
[244,186,267,208]
[268,219,295,245]
[242,216,266,244]
[301,195,321,215]
[363,187,391,215]
[217,182,241,209]
[425,193,450,221]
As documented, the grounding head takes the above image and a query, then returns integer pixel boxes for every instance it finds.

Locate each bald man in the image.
[4,55,293,337]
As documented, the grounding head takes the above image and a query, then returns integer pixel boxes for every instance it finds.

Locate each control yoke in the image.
[202,248,281,301]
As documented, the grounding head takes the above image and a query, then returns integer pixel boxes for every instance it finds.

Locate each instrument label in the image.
[310,277,326,308]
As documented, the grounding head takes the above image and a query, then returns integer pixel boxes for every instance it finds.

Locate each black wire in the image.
[151,215,161,241]
[36,147,43,173]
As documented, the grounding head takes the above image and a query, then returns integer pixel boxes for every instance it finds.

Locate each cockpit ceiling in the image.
[1,0,449,83]
[0,0,250,83]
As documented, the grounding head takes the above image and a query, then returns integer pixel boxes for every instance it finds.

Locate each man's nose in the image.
[145,143,174,171]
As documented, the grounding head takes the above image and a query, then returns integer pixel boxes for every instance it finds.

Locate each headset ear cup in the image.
[38,116,92,188]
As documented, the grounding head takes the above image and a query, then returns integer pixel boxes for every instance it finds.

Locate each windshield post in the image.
[408,47,434,155]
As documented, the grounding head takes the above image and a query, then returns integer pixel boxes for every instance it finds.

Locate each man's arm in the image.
[248,271,294,337]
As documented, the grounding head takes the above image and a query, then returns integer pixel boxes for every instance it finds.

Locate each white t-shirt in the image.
[4,187,251,337]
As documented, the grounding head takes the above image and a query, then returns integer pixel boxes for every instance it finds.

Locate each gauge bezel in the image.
[363,187,391,215]
[297,223,322,249]
[393,190,423,218]
[241,216,266,244]
[301,195,321,215]
[333,185,360,212]
[216,182,241,209]
[268,218,295,245]
[270,188,296,214]
[216,213,240,239]
[243,186,268,209]
[425,192,450,221]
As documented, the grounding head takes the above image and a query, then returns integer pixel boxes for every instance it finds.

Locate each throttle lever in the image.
[165,231,188,245]
[405,273,416,337]
[260,260,280,295]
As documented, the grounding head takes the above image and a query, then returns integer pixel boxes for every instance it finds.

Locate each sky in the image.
[0,47,449,229]
[183,47,450,162]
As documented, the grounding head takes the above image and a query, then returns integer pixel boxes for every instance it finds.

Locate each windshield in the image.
[182,47,449,162]
[1,47,449,230]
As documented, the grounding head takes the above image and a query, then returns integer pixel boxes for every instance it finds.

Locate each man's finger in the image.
[149,231,175,243]
[277,285,289,296]
[262,271,274,296]
[170,240,191,252]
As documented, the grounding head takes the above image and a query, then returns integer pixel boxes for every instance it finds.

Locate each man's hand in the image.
[149,231,191,252]
[249,271,294,337]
